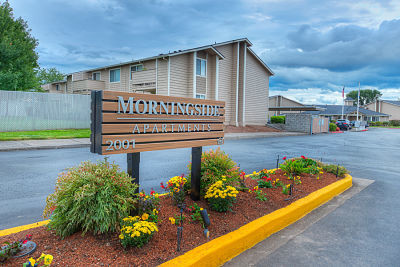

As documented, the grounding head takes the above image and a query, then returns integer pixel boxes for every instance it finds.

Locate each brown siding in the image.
[207,55,216,100]
[170,54,191,97]
[245,50,270,125]
[214,43,235,124]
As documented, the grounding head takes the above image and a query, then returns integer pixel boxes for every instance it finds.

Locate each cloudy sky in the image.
[8,0,400,104]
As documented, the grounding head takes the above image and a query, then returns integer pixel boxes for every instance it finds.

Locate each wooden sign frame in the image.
[91,91,225,155]
[90,90,225,200]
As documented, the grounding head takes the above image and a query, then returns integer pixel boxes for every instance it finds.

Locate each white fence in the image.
[0,91,90,132]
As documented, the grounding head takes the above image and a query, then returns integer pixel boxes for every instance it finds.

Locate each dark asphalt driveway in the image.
[0,128,399,265]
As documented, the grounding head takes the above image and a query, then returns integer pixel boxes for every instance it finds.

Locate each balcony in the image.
[72,79,105,94]
[130,69,156,91]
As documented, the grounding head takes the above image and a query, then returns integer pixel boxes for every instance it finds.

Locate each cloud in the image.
[266,19,400,72]
[7,0,400,100]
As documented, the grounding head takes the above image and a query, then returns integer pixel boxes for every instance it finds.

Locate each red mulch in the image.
[1,170,343,266]
[225,125,281,133]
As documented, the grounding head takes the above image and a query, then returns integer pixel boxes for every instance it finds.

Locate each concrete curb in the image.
[0,220,50,237]
[160,174,352,267]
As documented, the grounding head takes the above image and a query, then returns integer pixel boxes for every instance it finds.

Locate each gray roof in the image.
[345,97,354,101]
[383,100,400,107]
[303,105,389,117]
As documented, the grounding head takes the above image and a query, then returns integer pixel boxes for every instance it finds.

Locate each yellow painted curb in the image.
[0,220,50,237]
[160,174,352,267]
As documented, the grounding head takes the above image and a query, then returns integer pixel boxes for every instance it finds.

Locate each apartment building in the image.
[43,38,274,126]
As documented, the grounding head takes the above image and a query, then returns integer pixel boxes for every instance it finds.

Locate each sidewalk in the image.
[0,132,306,152]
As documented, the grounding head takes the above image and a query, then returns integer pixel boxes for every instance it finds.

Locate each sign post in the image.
[90,90,225,199]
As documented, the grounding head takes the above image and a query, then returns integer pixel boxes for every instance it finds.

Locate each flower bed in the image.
[1,167,347,266]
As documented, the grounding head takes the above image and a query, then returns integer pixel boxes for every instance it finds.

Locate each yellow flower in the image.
[252,171,257,175]
[169,217,176,225]
[142,213,149,220]
[286,184,291,188]
[44,254,53,265]
[28,258,36,266]
[200,208,204,211]
[119,234,124,239]
[153,209,158,214]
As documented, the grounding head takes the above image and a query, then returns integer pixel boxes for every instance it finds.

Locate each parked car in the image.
[336,119,352,130]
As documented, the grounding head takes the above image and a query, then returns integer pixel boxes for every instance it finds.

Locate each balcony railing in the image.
[72,79,105,93]
[130,69,156,91]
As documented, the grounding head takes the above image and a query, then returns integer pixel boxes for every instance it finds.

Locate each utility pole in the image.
[356,82,360,121]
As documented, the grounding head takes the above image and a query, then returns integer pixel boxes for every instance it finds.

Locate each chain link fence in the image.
[0,91,90,132]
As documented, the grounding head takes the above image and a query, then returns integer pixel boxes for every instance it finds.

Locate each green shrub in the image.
[271,115,285,124]
[369,121,376,126]
[329,123,337,131]
[375,121,383,126]
[188,148,240,195]
[318,163,349,178]
[382,121,389,126]
[43,159,138,238]
[330,119,336,124]
[390,120,400,126]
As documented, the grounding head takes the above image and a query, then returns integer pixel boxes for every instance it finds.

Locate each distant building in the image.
[41,38,274,126]
[363,100,400,121]
[41,80,67,94]
[268,95,389,122]
[304,105,389,122]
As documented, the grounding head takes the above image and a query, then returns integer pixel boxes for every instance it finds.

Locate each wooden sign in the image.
[90,91,225,155]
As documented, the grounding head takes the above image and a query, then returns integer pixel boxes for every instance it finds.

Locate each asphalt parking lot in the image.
[1,128,399,265]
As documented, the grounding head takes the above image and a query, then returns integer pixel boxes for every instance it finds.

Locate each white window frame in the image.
[92,71,101,81]
[130,64,144,80]
[196,93,206,99]
[109,68,120,83]
[196,58,207,77]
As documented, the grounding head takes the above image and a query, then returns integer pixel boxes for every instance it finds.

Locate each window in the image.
[55,84,59,91]
[110,69,120,83]
[196,94,205,99]
[92,72,101,80]
[196,58,206,77]
[131,64,144,80]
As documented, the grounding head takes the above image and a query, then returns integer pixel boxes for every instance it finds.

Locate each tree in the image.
[37,67,65,85]
[346,89,382,106]
[0,1,39,91]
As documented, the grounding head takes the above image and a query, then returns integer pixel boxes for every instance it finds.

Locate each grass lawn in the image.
[0,129,91,141]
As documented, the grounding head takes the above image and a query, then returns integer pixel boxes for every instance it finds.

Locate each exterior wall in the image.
[244,50,269,125]
[56,40,272,126]
[284,114,312,133]
[268,96,303,118]
[170,54,191,97]
[157,58,169,95]
[365,101,400,120]
[207,55,216,100]
[214,43,235,125]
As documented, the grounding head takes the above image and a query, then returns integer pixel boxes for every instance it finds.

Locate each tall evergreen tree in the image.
[0,1,39,91]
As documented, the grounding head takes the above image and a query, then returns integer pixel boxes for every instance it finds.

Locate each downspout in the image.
[235,42,240,126]
[242,43,247,126]
[193,51,197,98]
